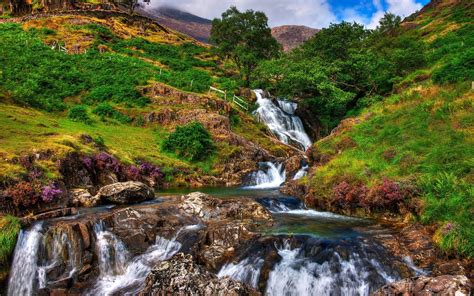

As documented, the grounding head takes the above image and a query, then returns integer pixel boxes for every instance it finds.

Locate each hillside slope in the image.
[289,0,474,258]
[0,11,297,203]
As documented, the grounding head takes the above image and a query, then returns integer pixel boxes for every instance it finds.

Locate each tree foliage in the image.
[252,18,428,133]
[162,122,215,161]
[210,6,280,86]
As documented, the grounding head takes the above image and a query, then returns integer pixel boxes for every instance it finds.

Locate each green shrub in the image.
[68,105,92,124]
[93,103,131,124]
[162,122,215,161]
[432,48,474,84]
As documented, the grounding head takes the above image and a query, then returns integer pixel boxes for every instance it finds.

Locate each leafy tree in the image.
[162,122,215,161]
[210,6,280,86]
[377,12,402,35]
[252,54,355,131]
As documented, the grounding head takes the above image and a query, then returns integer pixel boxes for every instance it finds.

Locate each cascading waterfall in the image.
[253,89,312,151]
[87,223,182,295]
[245,162,286,189]
[8,223,43,296]
[217,257,264,288]
[220,238,399,296]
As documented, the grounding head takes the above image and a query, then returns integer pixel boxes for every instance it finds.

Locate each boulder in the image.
[70,188,100,208]
[95,181,154,204]
[180,192,272,222]
[372,275,471,296]
[139,253,259,296]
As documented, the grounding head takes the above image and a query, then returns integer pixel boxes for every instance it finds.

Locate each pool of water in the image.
[158,187,372,239]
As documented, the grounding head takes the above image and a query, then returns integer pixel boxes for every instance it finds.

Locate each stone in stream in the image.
[95,181,154,204]
[70,188,100,208]
[372,275,471,296]
[139,253,259,296]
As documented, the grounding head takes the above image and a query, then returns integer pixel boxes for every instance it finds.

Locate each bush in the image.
[68,105,92,124]
[432,49,474,84]
[93,103,131,124]
[5,181,42,207]
[162,122,215,161]
[41,183,62,203]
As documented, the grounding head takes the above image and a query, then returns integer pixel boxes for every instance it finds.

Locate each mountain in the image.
[138,6,318,50]
[271,25,319,51]
[137,6,212,43]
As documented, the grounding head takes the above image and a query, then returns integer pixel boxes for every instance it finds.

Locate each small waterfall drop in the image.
[293,164,309,180]
[245,162,286,189]
[253,89,312,151]
[8,223,43,296]
[88,223,182,295]
[217,257,264,288]
[264,240,397,296]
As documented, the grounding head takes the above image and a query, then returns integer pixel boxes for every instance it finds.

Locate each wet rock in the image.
[70,188,99,208]
[180,192,272,222]
[95,181,154,204]
[139,253,259,296]
[20,207,78,227]
[198,223,256,270]
[372,275,471,296]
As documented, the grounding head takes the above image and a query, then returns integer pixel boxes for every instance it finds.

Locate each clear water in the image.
[8,187,413,295]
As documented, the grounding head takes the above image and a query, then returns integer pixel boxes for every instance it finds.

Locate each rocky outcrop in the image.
[20,207,78,226]
[180,192,272,222]
[271,25,319,52]
[373,275,471,296]
[95,181,154,204]
[70,188,99,208]
[139,253,259,296]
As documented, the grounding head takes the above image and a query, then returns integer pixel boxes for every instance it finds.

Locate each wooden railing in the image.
[232,95,249,111]
[209,86,250,111]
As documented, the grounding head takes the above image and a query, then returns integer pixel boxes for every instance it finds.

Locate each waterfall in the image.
[217,257,264,288]
[87,223,182,295]
[253,89,312,151]
[293,164,309,180]
[245,162,286,189]
[265,240,397,296]
[8,223,43,296]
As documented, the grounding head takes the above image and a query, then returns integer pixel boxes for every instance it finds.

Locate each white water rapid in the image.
[245,162,286,189]
[8,223,43,296]
[253,89,312,151]
[87,222,182,295]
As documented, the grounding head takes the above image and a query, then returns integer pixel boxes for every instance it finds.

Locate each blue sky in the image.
[151,0,430,29]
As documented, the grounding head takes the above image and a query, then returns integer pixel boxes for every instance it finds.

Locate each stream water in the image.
[6,91,407,295]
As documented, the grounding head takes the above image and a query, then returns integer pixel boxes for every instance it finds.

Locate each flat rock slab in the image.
[96,181,154,204]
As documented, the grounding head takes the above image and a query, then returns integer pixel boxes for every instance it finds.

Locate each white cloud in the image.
[344,0,423,29]
[146,0,424,29]
[149,0,337,28]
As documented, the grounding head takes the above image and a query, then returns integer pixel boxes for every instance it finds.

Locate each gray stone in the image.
[96,181,154,204]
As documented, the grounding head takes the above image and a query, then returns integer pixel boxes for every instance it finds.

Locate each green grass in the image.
[307,82,474,257]
[0,215,20,266]
[0,103,217,183]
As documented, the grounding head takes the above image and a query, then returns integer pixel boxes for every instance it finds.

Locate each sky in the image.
[148,0,430,29]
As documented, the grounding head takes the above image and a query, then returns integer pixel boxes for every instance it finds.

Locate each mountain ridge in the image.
[138,6,319,50]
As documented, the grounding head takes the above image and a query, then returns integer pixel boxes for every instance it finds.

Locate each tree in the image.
[210,6,280,86]
[377,12,402,35]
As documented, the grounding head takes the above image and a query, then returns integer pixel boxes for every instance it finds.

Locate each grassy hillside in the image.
[0,13,291,187]
[302,0,473,257]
